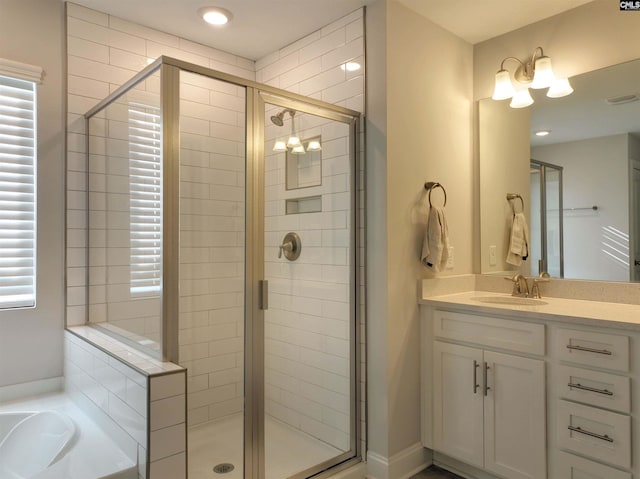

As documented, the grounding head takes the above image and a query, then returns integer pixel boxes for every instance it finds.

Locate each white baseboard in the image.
[367,443,431,479]
[0,376,63,403]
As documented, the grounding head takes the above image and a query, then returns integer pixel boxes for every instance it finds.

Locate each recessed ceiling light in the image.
[199,7,232,26]
[340,62,361,72]
[535,130,551,137]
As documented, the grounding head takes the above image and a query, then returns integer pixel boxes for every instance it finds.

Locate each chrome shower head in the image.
[270,112,285,126]
[270,108,295,126]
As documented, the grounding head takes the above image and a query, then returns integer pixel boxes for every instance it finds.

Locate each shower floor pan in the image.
[189,413,342,479]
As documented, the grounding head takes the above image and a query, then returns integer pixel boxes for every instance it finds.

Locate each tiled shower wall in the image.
[65,1,254,328]
[66,0,365,455]
[256,9,365,452]
[177,71,246,425]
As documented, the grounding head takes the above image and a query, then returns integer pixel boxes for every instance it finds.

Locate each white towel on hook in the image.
[421,206,450,272]
[506,212,529,266]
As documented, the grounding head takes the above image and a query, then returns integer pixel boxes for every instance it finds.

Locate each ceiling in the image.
[67,0,596,61]
[395,0,596,44]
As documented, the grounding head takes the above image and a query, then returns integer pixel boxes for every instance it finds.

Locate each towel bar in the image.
[506,193,524,214]
[424,181,447,207]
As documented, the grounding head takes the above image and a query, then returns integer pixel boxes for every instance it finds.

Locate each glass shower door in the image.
[530,159,563,277]
[260,93,359,479]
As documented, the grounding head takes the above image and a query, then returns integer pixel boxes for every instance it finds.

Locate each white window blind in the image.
[129,101,162,295]
[0,74,36,309]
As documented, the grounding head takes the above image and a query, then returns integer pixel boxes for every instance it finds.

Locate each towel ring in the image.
[506,193,524,214]
[424,182,447,207]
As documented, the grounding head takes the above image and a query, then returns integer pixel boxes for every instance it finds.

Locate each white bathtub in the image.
[0,394,137,479]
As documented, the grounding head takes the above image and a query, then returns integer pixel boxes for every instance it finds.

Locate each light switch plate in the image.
[489,245,497,266]
[446,246,454,269]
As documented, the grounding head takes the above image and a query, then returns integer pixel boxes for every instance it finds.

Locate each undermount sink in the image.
[472,295,548,306]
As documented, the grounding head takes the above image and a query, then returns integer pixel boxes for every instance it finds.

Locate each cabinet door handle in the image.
[566,344,612,355]
[473,360,479,394]
[483,362,490,396]
[567,425,614,443]
[567,382,614,396]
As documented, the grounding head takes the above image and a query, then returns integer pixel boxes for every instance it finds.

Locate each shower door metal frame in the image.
[531,159,564,277]
[254,90,362,479]
[87,56,363,479]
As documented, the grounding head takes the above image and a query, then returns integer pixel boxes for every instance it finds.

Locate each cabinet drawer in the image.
[557,400,630,469]
[556,365,630,413]
[433,310,544,355]
[555,329,629,372]
[555,451,631,479]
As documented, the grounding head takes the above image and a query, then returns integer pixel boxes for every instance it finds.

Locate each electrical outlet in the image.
[446,246,454,269]
[489,245,497,266]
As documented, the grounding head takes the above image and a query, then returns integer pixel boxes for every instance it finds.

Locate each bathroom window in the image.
[0,73,37,309]
[128,101,162,295]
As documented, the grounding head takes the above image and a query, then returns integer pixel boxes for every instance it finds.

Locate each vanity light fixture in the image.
[492,47,573,108]
[270,108,321,154]
[199,7,232,26]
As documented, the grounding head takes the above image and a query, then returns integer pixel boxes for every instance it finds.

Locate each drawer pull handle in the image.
[566,344,612,355]
[567,382,614,396]
[567,425,614,443]
[473,360,480,394]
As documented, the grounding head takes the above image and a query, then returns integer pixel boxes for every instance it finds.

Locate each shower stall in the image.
[85,56,362,479]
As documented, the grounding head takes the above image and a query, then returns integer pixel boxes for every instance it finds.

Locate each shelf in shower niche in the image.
[286,195,322,215]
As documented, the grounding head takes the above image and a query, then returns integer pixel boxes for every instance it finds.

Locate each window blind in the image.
[128,101,162,295]
[0,75,36,308]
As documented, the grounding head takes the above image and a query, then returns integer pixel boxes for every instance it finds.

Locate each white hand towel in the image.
[421,206,450,272]
[506,212,529,266]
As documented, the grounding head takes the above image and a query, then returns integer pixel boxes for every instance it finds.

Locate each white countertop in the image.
[421,291,640,330]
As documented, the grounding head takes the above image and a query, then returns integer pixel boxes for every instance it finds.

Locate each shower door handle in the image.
[259,280,268,310]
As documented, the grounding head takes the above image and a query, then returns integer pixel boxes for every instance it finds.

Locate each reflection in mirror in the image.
[286,136,322,189]
[480,58,640,282]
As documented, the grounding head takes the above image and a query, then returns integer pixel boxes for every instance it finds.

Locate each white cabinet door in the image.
[433,341,484,468]
[484,351,546,479]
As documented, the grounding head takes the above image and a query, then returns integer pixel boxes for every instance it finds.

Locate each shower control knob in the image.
[278,232,301,261]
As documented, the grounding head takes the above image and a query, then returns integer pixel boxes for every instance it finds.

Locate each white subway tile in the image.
[279,30,322,59]
[109,16,179,48]
[150,395,185,431]
[68,36,109,63]
[346,18,364,43]
[321,9,362,37]
[299,29,345,64]
[67,3,109,26]
[149,452,186,479]
[150,372,185,400]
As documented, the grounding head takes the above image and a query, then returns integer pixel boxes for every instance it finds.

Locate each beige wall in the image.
[0,0,65,387]
[366,0,474,461]
[474,0,640,101]
[474,0,640,282]
[478,99,530,274]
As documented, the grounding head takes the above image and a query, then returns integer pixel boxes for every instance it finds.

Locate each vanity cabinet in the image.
[421,299,639,479]
[431,310,546,479]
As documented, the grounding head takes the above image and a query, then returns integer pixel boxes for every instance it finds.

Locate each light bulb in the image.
[492,69,515,100]
[510,88,534,108]
[306,140,322,151]
[286,136,301,148]
[291,144,305,154]
[531,56,555,89]
[272,141,287,152]
[546,78,573,98]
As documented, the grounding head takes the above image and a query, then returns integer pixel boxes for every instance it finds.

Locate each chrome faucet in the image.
[509,274,530,297]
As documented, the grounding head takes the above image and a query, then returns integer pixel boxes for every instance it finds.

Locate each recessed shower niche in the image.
[85,57,361,479]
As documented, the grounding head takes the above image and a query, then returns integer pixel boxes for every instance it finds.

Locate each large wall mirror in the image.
[479,58,640,282]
